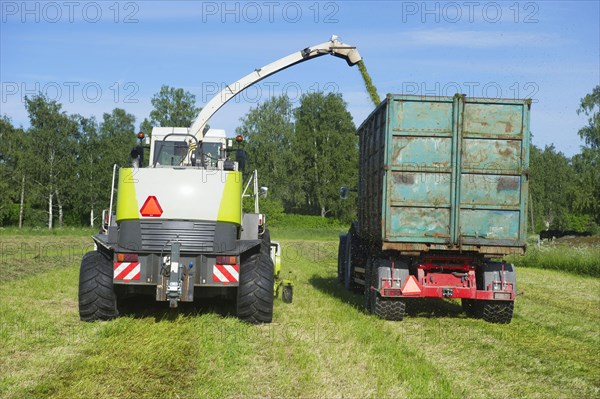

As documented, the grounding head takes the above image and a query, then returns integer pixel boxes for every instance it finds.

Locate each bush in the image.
[276,214,346,229]
[259,198,285,226]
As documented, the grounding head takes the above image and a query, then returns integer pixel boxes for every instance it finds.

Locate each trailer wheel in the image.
[343,233,354,290]
[363,258,375,313]
[337,235,348,283]
[79,251,118,322]
[481,301,514,324]
[373,295,406,321]
[237,231,275,324]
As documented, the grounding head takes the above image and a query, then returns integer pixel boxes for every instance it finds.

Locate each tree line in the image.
[0,86,357,228]
[529,86,599,233]
[0,85,598,233]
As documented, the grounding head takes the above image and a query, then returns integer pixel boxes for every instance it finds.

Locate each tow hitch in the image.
[165,242,182,308]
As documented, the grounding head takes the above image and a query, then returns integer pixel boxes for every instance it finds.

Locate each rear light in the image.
[117,253,139,262]
[216,256,237,265]
[494,292,511,300]
[258,214,264,226]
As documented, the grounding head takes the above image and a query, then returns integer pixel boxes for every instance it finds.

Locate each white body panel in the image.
[133,168,231,221]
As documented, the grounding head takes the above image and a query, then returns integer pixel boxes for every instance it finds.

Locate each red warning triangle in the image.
[140,196,163,217]
[401,275,421,296]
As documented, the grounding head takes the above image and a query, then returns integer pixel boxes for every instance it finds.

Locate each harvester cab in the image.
[80,35,362,323]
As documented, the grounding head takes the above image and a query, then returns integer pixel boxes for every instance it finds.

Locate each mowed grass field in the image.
[1,231,599,399]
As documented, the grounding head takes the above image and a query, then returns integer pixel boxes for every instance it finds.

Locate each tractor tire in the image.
[461,299,481,318]
[337,235,348,283]
[373,295,406,321]
[237,231,275,324]
[79,251,118,322]
[282,285,293,304]
[481,300,514,324]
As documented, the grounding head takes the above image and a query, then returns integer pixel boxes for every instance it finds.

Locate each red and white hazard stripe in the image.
[212,264,239,283]
[114,262,141,281]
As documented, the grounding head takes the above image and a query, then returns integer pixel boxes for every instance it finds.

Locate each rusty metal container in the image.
[357,94,531,256]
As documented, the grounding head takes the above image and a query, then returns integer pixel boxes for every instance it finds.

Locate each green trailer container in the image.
[339,94,531,323]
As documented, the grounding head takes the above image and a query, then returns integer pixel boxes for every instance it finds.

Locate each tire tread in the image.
[237,231,275,324]
[78,251,118,322]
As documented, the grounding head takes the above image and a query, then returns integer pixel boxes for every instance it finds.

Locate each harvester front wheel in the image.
[78,251,118,322]
[237,231,275,324]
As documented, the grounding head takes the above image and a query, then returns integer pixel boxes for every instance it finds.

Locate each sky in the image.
[1,0,599,156]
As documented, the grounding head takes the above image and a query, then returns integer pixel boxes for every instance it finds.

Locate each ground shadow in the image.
[117,295,236,322]
[404,298,463,318]
[308,275,364,309]
[309,275,465,319]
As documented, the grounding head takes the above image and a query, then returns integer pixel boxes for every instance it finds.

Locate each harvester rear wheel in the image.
[482,300,514,324]
[79,251,118,322]
[237,231,275,324]
[373,295,406,321]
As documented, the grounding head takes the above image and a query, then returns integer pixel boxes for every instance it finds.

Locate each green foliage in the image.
[259,198,285,226]
[577,85,600,149]
[99,108,136,167]
[150,85,200,127]
[276,213,345,228]
[72,109,135,227]
[571,148,600,224]
[529,144,577,230]
[237,92,358,221]
[0,226,97,236]
[237,95,300,209]
[0,95,137,229]
[24,94,80,228]
[242,195,285,226]
[562,213,598,233]
[139,118,153,136]
[293,92,358,220]
[2,85,599,232]
[0,116,16,224]
[528,86,600,231]
[259,212,348,241]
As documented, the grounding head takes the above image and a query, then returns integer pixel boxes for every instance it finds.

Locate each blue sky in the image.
[1,1,599,156]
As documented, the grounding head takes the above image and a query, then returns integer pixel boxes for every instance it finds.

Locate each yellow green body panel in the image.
[115,167,242,225]
[217,171,242,224]
[116,168,140,221]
